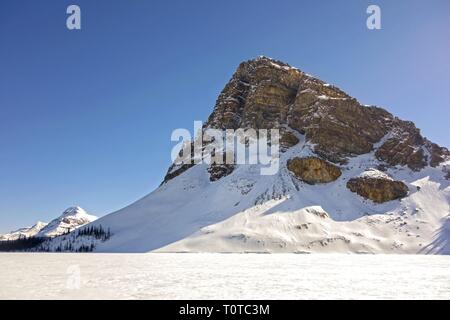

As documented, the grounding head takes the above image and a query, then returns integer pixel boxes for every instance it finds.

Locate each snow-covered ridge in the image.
[0,207,97,241]
[0,221,47,241]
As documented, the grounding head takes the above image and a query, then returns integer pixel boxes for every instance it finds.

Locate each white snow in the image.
[45,133,450,254]
[36,207,97,238]
[1,253,449,299]
[358,169,393,180]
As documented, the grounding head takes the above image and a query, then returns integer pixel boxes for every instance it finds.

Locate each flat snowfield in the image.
[1,253,449,299]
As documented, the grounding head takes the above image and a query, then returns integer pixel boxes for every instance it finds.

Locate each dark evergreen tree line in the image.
[52,242,95,252]
[0,237,46,252]
[1,225,112,252]
[77,225,111,241]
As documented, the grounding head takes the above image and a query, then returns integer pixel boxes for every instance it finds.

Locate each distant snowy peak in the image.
[36,206,97,238]
[0,221,48,241]
[0,207,97,241]
[60,206,91,218]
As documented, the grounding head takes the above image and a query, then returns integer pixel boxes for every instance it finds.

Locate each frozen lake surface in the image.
[1,253,450,299]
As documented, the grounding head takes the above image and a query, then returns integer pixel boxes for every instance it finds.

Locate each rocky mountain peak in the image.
[164,57,448,185]
[205,56,449,170]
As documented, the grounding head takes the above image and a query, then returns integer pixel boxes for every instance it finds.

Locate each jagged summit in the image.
[205,56,448,169]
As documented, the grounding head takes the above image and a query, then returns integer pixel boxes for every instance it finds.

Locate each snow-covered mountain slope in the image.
[76,137,446,254]
[0,221,47,241]
[44,57,450,254]
[49,137,449,254]
[35,206,97,238]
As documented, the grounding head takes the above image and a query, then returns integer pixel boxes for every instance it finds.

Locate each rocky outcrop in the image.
[346,170,408,203]
[208,164,235,182]
[427,142,449,167]
[287,157,342,184]
[280,130,299,151]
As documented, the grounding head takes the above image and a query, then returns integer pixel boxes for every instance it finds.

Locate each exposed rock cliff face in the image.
[206,57,301,130]
[202,56,448,170]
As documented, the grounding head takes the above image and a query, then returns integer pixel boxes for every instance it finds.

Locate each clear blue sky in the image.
[1,0,449,232]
